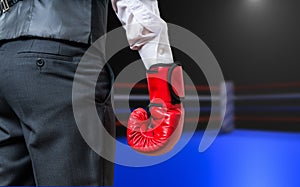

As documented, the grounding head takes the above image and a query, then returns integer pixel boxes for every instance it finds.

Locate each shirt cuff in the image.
[112,0,174,69]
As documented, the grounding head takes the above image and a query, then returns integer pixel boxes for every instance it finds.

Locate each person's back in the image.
[0,0,115,185]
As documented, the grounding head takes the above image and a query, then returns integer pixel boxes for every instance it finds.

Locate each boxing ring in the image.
[114,81,300,132]
[113,81,300,187]
[114,130,300,187]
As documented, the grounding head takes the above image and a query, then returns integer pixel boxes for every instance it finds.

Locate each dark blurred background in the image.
[106,0,300,133]
[107,2,300,186]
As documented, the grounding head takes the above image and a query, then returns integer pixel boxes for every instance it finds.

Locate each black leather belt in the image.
[0,0,22,14]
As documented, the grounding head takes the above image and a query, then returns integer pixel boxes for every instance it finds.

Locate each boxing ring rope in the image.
[234,82,300,91]
[235,116,300,123]
[115,106,300,115]
[114,81,300,133]
[115,81,300,92]
[114,83,220,92]
[114,95,218,102]
[115,93,300,102]
[235,94,300,101]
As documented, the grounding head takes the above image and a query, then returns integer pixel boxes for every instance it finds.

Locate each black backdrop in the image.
[108,0,300,84]
[106,0,300,132]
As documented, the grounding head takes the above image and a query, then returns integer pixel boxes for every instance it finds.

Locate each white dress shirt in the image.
[111,0,174,69]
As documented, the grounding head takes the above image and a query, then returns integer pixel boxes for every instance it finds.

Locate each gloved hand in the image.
[127,63,185,155]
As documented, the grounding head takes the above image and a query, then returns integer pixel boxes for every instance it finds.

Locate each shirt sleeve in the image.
[111,0,173,69]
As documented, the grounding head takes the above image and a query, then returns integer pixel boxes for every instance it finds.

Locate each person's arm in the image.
[111,0,173,69]
[112,0,185,155]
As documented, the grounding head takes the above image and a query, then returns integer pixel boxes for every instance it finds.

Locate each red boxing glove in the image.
[127,63,185,155]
